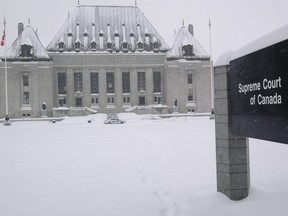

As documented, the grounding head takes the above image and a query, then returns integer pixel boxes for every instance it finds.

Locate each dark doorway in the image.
[139,96,145,106]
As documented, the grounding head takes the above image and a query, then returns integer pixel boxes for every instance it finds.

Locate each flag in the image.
[1,30,5,46]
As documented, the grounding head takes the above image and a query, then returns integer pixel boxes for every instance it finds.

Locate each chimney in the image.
[188,24,194,36]
[18,23,24,36]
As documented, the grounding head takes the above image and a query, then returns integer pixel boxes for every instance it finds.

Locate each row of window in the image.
[20,71,193,107]
[59,40,160,52]
[58,95,160,107]
[58,71,162,95]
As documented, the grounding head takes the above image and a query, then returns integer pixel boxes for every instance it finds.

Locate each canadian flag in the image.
[1,30,5,46]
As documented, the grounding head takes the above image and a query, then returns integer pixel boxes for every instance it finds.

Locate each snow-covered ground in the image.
[1,113,288,216]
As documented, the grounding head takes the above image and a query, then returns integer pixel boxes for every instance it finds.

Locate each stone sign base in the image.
[214,56,250,200]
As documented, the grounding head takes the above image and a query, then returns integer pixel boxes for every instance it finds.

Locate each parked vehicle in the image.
[104,114,126,124]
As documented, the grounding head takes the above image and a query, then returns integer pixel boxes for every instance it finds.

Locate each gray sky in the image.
[0,0,288,60]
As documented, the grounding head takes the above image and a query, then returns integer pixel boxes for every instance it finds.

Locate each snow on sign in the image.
[229,37,288,144]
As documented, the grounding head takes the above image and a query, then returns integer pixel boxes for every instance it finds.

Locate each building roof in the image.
[46,5,170,53]
[166,26,210,60]
[6,26,50,61]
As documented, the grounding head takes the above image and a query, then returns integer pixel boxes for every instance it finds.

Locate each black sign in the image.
[230,39,288,144]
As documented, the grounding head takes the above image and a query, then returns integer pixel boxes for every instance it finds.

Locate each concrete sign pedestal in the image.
[214,53,250,200]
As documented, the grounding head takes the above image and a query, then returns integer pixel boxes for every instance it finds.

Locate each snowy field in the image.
[1,113,288,216]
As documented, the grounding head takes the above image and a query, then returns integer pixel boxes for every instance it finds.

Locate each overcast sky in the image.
[0,0,288,60]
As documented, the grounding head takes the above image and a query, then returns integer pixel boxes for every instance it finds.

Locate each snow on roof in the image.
[6,26,50,60]
[231,24,288,61]
[21,37,32,46]
[47,5,170,53]
[166,26,210,60]
[214,50,234,67]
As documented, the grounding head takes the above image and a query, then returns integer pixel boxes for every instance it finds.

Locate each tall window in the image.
[188,89,193,101]
[74,72,83,92]
[59,41,64,51]
[58,72,66,94]
[188,73,193,84]
[106,72,115,93]
[138,42,143,50]
[122,72,130,93]
[153,71,161,93]
[23,92,30,105]
[90,72,99,94]
[122,42,128,51]
[75,42,81,51]
[138,72,146,91]
[187,72,193,102]
[22,74,30,105]
[23,75,29,86]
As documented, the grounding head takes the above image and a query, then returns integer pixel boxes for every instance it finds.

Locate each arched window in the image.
[91,41,96,51]
[75,41,81,52]
[58,41,64,52]
[122,42,128,52]
[153,42,159,52]
[138,42,143,51]
[106,41,112,52]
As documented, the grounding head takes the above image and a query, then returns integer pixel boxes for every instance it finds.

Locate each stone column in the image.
[214,58,250,200]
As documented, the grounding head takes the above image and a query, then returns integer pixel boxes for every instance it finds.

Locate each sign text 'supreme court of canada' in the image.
[230,39,288,144]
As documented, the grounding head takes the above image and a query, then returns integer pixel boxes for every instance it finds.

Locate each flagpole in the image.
[209,18,215,119]
[3,17,10,126]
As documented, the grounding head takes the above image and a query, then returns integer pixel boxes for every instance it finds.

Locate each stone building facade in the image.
[0,5,212,118]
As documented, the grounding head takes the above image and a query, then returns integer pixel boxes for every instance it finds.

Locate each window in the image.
[153,72,161,93]
[138,72,146,91]
[123,96,130,104]
[187,72,193,101]
[59,98,66,107]
[154,95,161,104]
[74,72,83,92]
[188,73,193,84]
[91,41,96,50]
[153,42,159,50]
[75,42,81,51]
[122,42,128,51]
[107,42,112,51]
[138,42,143,50]
[23,75,29,86]
[122,72,130,93]
[90,72,99,94]
[183,44,193,57]
[20,45,32,57]
[107,96,115,104]
[106,72,115,93]
[188,89,193,101]
[59,41,64,50]
[23,92,30,105]
[58,73,66,94]
[91,97,99,104]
